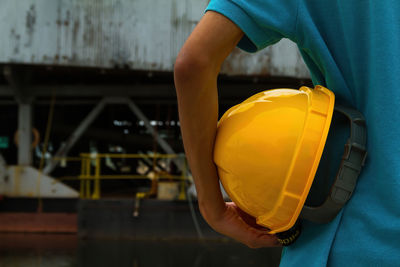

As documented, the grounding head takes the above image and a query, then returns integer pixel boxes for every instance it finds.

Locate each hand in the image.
[210,202,281,248]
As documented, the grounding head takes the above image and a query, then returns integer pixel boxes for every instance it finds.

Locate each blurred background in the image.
[0,0,312,266]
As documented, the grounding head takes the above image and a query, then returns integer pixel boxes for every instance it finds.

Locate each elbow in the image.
[174,49,216,92]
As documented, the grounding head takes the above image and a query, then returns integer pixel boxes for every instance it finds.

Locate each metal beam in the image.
[51,121,182,150]
[98,97,183,171]
[0,85,13,97]
[43,98,107,174]
[43,96,182,174]
[30,84,176,98]
[0,81,308,98]
[3,66,33,103]
[126,99,184,172]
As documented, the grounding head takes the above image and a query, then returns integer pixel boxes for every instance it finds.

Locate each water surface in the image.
[0,234,282,267]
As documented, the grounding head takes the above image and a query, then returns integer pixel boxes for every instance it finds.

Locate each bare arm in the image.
[174,11,279,248]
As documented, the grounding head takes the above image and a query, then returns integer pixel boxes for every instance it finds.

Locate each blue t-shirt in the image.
[206,1,400,266]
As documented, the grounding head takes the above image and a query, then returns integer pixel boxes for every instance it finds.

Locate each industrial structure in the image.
[0,0,310,239]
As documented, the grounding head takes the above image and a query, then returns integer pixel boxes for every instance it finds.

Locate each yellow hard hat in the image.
[214,85,335,234]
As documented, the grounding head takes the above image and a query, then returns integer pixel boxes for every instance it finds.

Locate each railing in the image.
[56,153,189,200]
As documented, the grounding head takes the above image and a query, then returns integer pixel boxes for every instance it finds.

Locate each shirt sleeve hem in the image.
[205,0,277,53]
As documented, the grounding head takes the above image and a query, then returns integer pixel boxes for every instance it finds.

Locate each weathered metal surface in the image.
[0,0,310,78]
[222,40,310,78]
[0,166,79,198]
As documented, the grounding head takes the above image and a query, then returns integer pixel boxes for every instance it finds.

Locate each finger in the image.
[245,233,282,248]
[242,225,281,248]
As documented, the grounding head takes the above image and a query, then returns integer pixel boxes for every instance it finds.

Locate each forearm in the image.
[173,12,279,248]
[174,59,225,223]
[174,11,243,225]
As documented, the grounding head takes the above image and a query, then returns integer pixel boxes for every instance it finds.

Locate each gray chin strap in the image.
[300,105,367,223]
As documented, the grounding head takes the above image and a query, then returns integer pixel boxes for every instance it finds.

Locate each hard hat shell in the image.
[214,86,335,234]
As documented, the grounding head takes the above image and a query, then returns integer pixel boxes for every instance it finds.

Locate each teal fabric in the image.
[206,1,400,266]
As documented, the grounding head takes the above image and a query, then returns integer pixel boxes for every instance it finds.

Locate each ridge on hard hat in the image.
[213,85,335,234]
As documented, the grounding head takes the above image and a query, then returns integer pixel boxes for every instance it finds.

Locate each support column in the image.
[3,66,34,166]
[17,103,33,165]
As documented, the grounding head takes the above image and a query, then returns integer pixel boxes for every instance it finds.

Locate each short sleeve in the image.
[205,0,299,53]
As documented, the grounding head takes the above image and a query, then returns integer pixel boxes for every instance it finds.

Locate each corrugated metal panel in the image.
[0,0,310,78]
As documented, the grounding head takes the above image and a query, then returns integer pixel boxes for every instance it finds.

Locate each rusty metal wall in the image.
[0,0,310,78]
